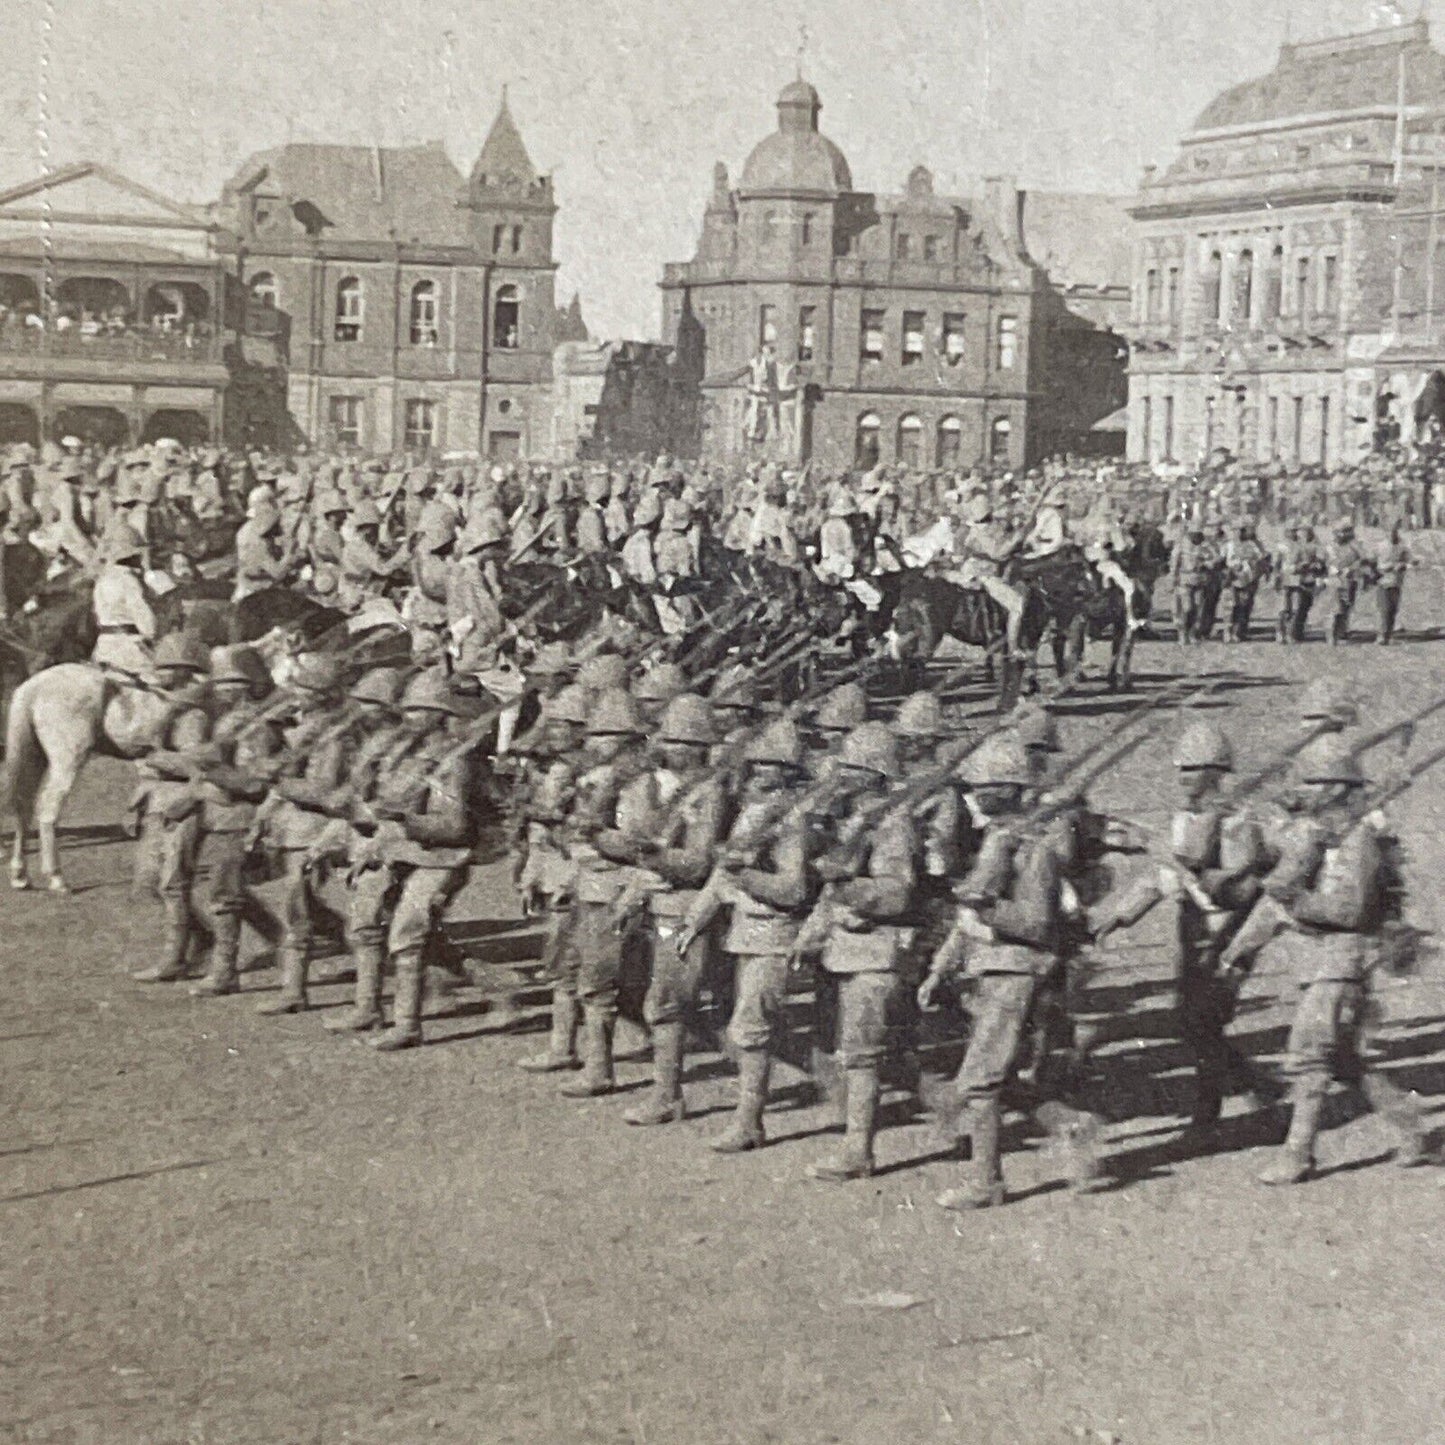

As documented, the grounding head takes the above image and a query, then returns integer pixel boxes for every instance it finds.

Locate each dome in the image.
[739,80,852,196]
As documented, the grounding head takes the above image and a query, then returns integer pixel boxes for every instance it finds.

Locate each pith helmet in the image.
[895,691,945,738]
[350,498,383,529]
[713,664,760,712]
[105,523,147,564]
[290,654,346,695]
[838,721,901,779]
[587,686,645,737]
[966,734,1032,788]
[400,668,465,715]
[209,645,271,689]
[633,662,688,706]
[348,665,404,708]
[460,507,507,552]
[576,653,629,692]
[746,717,804,767]
[1299,677,1358,729]
[1296,735,1363,787]
[1173,720,1233,772]
[153,632,210,674]
[658,692,716,746]
[545,684,591,727]
[813,682,868,733]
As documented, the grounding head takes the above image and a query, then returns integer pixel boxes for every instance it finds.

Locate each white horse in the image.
[2,663,168,893]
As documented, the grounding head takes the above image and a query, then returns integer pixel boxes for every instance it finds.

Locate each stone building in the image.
[659,80,1131,472]
[549,339,678,461]
[219,95,558,455]
[1126,17,1445,467]
[0,163,232,446]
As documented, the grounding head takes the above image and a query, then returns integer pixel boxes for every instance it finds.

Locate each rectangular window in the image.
[404,398,436,451]
[1295,256,1312,318]
[797,306,816,362]
[902,310,925,366]
[923,235,939,262]
[759,303,777,348]
[1268,396,1280,457]
[861,308,884,363]
[1322,254,1339,315]
[1141,396,1152,461]
[1166,265,1180,321]
[895,233,912,261]
[1144,268,1160,322]
[1292,395,1305,457]
[1319,395,1331,465]
[802,213,814,245]
[943,312,966,367]
[1164,395,1175,461]
[328,395,362,447]
[996,315,1018,370]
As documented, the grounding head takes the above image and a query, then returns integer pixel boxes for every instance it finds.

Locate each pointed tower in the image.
[462,90,559,455]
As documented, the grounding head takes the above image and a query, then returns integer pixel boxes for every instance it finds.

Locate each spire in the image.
[472,89,538,190]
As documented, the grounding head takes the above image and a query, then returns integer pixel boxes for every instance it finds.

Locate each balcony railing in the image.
[0,325,223,366]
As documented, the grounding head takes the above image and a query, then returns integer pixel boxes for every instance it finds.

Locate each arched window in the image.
[936,415,962,468]
[855,411,881,468]
[989,416,1012,464]
[409,280,439,346]
[249,271,278,309]
[493,284,520,350]
[335,277,362,341]
[896,413,923,467]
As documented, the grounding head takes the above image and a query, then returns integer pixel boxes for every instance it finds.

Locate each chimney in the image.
[983,175,1024,255]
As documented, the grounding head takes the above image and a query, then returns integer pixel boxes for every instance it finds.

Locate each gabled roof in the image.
[471,94,539,189]
[0,162,209,226]
[221,142,474,247]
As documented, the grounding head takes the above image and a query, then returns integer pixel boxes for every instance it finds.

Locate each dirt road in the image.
[4,633,1445,1444]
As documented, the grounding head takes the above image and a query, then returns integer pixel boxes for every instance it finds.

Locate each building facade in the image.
[1126,18,1445,468]
[0,163,232,446]
[659,81,1131,472]
[218,96,558,456]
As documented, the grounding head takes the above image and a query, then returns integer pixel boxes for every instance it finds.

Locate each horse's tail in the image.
[0,673,42,824]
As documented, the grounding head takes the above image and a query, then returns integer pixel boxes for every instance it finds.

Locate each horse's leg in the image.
[34,751,80,893]
[9,815,27,889]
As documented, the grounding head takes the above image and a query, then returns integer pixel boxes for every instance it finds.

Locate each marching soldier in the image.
[1372,522,1409,645]
[185,645,286,997]
[621,488,661,585]
[1091,721,1271,1129]
[678,717,814,1154]
[130,633,215,982]
[805,721,919,1181]
[446,507,523,753]
[1323,518,1364,646]
[1221,521,1266,643]
[604,471,631,546]
[306,489,350,599]
[919,734,1098,1209]
[557,686,654,1096]
[515,683,591,1072]
[575,470,610,555]
[1223,737,1428,1184]
[622,693,728,1126]
[362,670,490,1051]
[1170,521,1211,645]
[945,492,1026,655]
[815,488,860,585]
[407,506,457,662]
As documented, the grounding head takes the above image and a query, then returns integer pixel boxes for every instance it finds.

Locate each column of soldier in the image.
[123,612,1436,1206]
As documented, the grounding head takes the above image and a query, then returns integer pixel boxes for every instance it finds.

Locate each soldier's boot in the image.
[189,914,241,997]
[517,988,582,1072]
[558,1007,616,1097]
[623,1021,686,1126]
[807,1066,880,1182]
[1361,1073,1431,1167]
[710,1048,770,1153]
[1186,1048,1228,1131]
[132,898,193,983]
[811,1045,847,1126]
[1257,1087,1324,1185]
[324,943,385,1033]
[370,949,424,1051]
[256,945,309,1015]
[936,1097,1006,1211]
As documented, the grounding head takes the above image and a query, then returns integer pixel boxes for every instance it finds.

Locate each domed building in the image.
[660,80,1131,470]
[1127,17,1445,467]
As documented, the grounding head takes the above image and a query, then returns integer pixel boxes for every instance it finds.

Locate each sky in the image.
[0,0,1427,337]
